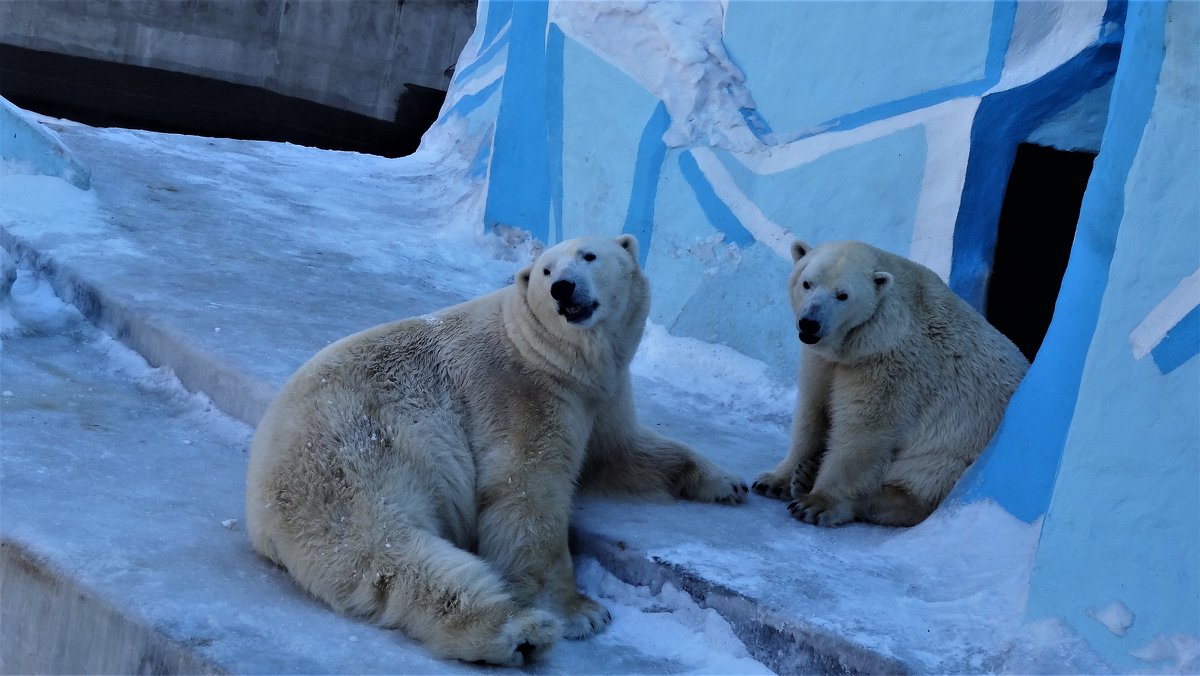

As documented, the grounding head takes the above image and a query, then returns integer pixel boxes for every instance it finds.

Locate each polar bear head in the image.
[516,235,648,336]
[788,240,894,357]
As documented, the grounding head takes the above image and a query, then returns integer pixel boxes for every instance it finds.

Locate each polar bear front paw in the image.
[789,457,820,498]
[788,492,855,527]
[686,467,749,504]
[561,593,612,639]
[751,471,792,500]
[485,608,561,666]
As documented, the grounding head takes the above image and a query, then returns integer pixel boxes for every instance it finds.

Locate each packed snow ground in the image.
[0,114,1119,673]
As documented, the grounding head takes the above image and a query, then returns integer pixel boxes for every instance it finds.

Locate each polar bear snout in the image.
[798,316,823,344]
[551,278,600,324]
[550,280,576,302]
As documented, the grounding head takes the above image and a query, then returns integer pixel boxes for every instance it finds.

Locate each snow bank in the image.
[549,0,758,151]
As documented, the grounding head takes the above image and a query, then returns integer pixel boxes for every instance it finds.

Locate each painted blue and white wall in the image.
[439,0,1121,371]
[431,0,1198,669]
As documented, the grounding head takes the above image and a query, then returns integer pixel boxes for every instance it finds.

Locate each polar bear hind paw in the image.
[482,609,561,666]
[561,593,612,639]
[751,471,791,500]
[689,468,749,504]
[788,492,854,527]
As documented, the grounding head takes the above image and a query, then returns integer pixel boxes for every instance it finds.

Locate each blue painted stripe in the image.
[484,0,551,243]
[452,30,509,88]
[752,0,1017,144]
[546,24,565,244]
[444,78,502,121]
[678,151,756,249]
[983,0,1018,85]
[1100,0,1129,43]
[480,1,514,55]
[952,1,1167,522]
[1152,306,1200,375]
[621,102,672,267]
[739,106,773,140]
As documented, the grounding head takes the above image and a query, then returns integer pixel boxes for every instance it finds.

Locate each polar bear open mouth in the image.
[558,300,599,323]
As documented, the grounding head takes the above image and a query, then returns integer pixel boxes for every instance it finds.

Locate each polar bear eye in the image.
[836,292,849,301]
[802,281,811,290]
[583,252,596,262]
[543,267,550,276]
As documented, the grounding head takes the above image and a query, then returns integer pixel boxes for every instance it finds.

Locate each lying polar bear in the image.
[753,239,1028,527]
[246,235,748,665]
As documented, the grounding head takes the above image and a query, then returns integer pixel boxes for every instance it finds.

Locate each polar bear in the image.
[751,240,1028,527]
[246,235,748,665]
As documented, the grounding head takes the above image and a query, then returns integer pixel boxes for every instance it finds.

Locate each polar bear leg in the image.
[472,435,613,641]
[482,517,612,640]
[329,523,560,666]
[579,381,748,503]
[753,353,832,500]
[790,422,897,526]
[582,425,749,504]
[858,484,932,527]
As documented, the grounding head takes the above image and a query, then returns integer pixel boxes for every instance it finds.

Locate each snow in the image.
[549,0,759,151]
[0,111,1121,673]
[1131,634,1200,673]
[1089,601,1136,638]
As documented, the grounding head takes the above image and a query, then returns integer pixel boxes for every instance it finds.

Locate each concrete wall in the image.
[442,0,1117,375]
[1023,2,1199,667]
[0,0,476,122]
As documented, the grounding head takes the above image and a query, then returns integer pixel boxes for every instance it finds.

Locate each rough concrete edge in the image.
[569,529,910,676]
[0,228,274,427]
[0,539,227,675]
[0,229,908,674]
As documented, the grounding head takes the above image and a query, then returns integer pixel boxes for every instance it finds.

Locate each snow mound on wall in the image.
[550,0,759,151]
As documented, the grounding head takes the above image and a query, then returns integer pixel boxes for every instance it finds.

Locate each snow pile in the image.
[571,558,774,674]
[0,261,83,338]
[1089,601,1136,638]
[632,321,796,425]
[1131,634,1200,674]
[550,0,759,151]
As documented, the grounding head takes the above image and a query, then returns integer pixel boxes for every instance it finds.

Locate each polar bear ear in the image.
[873,271,893,293]
[791,240,811,263]
[516,264,533,288]
[616,234,639,261]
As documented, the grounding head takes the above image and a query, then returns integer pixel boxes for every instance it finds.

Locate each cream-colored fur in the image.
[752,240,1028,527]
[246,235,747,665]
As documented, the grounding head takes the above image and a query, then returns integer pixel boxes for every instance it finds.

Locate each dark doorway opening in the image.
[0,44,445,158]
[987,143,1096,361]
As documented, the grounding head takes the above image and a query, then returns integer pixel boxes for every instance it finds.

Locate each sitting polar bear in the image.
[246,235,748,666]
[752,240,1028,527]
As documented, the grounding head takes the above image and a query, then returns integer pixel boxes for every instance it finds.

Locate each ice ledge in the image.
[1,542,225,675]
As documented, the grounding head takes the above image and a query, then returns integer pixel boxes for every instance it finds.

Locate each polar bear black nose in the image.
[799,318,821,334]
[550,280,576,302]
